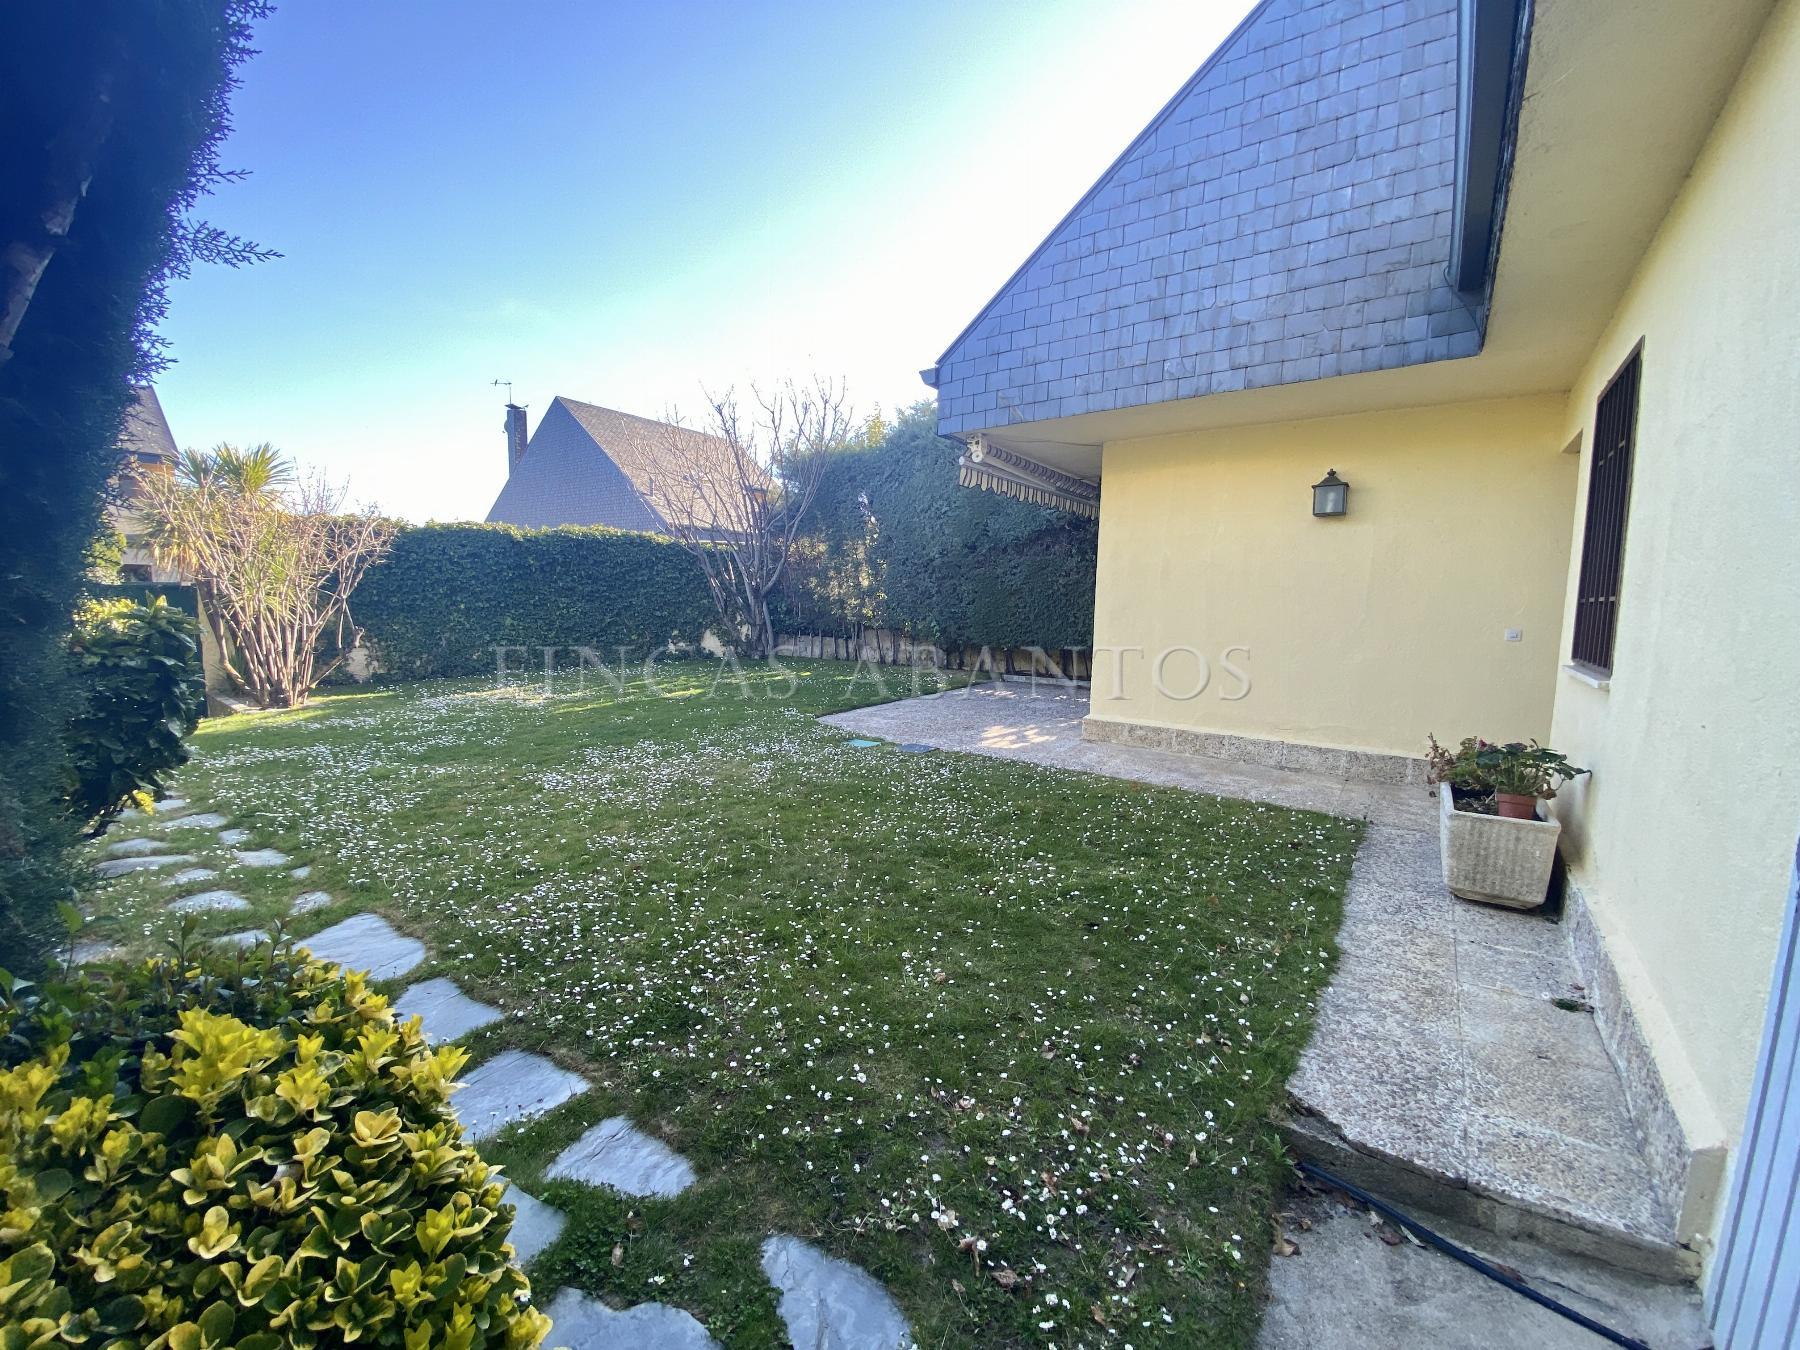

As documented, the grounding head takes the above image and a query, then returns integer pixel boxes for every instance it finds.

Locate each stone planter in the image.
[1438,783,1560,910]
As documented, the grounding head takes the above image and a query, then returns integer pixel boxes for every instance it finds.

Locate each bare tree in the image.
[646,376,852,659]
[135,449,396,707]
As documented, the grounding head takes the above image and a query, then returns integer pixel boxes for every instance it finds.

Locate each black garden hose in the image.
[1294,1160,1654,1350]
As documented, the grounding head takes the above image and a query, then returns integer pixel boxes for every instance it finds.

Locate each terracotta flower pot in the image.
[1494,792,1540,820]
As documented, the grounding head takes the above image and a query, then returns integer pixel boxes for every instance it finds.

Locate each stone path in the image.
[92,801,916,1349]
[169,890,249,914]
[96,853,196,878]
[167,867,218,885]
[504,1185,567,1265]
[163,812,228,830]
[455,1050,590,1141]
[395,976,502,1043]
[300,913,425,981]
[541,1290,720,1350]
[548,1118,696,1198]
[761,1235,915,1350]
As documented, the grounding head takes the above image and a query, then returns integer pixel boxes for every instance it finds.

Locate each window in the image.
[1570,345,1642,675]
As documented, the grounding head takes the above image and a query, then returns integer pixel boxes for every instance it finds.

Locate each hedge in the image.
[774,402,1098,652]
[349,523,718,681]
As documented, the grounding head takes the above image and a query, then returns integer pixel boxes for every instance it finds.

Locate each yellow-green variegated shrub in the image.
[0,941,549,1349]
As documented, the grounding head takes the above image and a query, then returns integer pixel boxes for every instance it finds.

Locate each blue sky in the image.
[153,0,1255,522]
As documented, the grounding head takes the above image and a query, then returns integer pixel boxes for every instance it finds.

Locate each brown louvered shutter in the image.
[1571,347,1643,675]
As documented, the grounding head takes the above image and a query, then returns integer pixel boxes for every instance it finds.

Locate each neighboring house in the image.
[930,0,1797,1322]
[111,385,183,583]
[485,396,752,538]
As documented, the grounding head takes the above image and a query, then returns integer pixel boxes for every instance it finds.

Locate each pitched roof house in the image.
[112,386,182,583]
[931,0,1799,1316]
[485,396,749,537]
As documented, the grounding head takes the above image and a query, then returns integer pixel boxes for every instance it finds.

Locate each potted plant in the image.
[1427,735,1588,910]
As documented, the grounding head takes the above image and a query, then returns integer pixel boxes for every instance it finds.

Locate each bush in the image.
[0,940,549,1348]
[774,402,1098,652]
[64,597,206,833]
[350,523,718,681]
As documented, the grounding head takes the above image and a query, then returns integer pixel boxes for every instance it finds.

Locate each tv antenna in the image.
[491,378,514,403]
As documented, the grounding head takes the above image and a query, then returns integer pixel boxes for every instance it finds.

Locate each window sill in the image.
[1563,663,1611,691]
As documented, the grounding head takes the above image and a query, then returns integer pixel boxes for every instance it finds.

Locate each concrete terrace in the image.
[823,683,1700,1287]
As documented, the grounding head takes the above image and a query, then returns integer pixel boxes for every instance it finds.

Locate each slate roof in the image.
[485,396,750,535]
[120,386,178,463]
[931,0,1475,438]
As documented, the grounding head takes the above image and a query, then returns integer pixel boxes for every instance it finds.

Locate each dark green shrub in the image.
[0,940,550,1348]
[350,523,718,681]
[64,597,205,833]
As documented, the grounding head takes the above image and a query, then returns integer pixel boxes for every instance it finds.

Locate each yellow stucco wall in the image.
[1088,396,1576,759]
[1548,0,1800,1171]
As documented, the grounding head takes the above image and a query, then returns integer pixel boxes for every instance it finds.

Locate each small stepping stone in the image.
[119,797,187,823]
[234,848,291,868]
[291,865,313,880]
[163,813,229,830]
[96,853,196,878]
[301,913,425,981]
[72,940,120,965]
[213,929,270,948]
[540,1289,719,1350]
[169,890,250,914]
[761,1235,914,1350]
[291,890,332,915]
[547,1117,695,1198]
[396,977,503,1043]
[167,867,219,885]
[219,828,252,846]
[453,1050,588,1141]
[106,837,169,857]
[504,1184,566,1265]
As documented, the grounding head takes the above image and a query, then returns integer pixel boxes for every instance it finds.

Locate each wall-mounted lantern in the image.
[1311,469,1349,517]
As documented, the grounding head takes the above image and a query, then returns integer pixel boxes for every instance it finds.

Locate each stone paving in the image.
[454,1050,590,1142]
[218,827,252,845]
[96,852,196,878]
[233,847,291,868]
[395,976,502,1043]
[162,812,228,830]
[167,867,219,885]
[761,1235,915,1350]
[822,683,1433,831]
[541,1290,721,1350]
[299,913,425,980]
[503,1184,567,1265]
[106,837,168,856]
[167,889,249,913]
[548,1118,696,1198]
[289,890,332,915]
[213,929,270,948]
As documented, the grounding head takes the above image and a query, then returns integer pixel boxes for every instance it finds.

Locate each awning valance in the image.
[957,436,1100,519]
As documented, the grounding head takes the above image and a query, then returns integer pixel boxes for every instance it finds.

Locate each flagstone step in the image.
[540,1289,719,1349]
[168,890,249,914]
[547,1118,695,1199]
[219,827,252,845]
[396,977,503,1043]
[291,890,332,915]
[505,1185,567,1265]
[107,837,169,857]
[167,867,219,885]
[760,1235,914,1350]
[300,913,425,981]
[234,848,291,868]
[163,813,229,830]
[455,1049,590,1141]
[97,853,196,878]
[213,929,271,948]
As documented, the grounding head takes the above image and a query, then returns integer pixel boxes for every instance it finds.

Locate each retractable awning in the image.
[956,436,1100,519]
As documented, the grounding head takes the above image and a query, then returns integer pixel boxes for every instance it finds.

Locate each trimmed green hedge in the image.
[349,523,717,681]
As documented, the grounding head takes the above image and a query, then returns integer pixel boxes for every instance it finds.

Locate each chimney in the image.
[504,403,528,473]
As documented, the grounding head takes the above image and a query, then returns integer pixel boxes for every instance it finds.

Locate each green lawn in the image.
[83,661,1358,1348]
